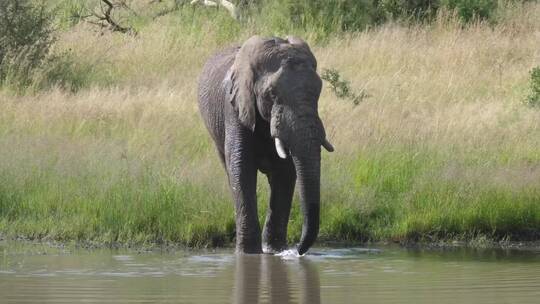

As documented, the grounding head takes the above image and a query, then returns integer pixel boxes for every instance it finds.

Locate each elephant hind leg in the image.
[262,160,296,254]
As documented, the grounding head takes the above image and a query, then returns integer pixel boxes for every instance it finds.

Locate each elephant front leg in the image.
[262,161,296,254]
[225,133,262,254]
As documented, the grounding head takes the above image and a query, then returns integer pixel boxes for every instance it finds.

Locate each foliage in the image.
[286,0,384,32]
[525,66,540,107]
[54,0,89,29]
[321,68,368,106]
[378,0,440,19]
[378,0,500,23]
[441,0,498,22]
[0,0,55,88]
[244,0,504,40]
[0,0,96,92]
[240,0,382,40]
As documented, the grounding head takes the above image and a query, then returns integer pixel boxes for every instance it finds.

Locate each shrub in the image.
[290,0,383,32]
[377,0,499,23]
[0,0,55,88]
[525,66,540,107]
[441,0,498,22]
[0,0,91,92]
[54,0,89,29]
[378,0,440,19]
[321,68,369,106]
[250,0,383,40]
[247,0,501,40]
[33,51,95,92]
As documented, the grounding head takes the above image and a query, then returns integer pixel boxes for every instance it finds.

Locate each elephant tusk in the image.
[322,138,334,152]
[275,138,288,159]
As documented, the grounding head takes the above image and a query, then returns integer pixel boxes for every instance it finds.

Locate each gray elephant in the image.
[197,35,333,255]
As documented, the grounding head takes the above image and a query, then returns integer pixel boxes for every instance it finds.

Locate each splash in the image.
[276,249,304,259]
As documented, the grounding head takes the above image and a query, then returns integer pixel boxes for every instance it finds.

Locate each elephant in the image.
[197,35,333,255]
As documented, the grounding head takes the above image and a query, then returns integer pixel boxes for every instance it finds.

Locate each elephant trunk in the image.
[291,142,321,256]
[271,104,332,255]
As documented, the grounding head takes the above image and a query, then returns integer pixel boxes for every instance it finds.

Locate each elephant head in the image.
[224,36,334,255]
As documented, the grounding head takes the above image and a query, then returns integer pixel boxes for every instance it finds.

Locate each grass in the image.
[0,1,539,247]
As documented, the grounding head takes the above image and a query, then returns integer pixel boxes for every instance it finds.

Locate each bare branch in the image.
[85,0,136,34]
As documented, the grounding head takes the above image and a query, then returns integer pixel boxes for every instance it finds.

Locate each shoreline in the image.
[2,234,538,253]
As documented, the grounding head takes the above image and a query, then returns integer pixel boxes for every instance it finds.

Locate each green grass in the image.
[0,128,537,247]
[0,170,235,247]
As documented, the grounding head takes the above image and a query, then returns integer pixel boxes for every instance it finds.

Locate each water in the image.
[1,242,539,303]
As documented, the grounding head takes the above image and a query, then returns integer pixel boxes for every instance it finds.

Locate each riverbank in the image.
[1,2,539,247]
[2,235,540,255]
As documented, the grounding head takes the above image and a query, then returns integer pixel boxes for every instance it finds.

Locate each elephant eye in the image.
[283,56,302,68]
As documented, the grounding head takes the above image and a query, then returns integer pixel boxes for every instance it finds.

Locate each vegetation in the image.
[526,67,540,107]
[0,0,54,89]
[0,0,91,92]
[321,68,369,105]
[0,0,539,248]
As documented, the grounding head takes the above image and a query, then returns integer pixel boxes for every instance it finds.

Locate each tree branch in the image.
[85,0,136,34]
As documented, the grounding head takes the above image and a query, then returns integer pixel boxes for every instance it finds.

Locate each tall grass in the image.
[0,1,539,247]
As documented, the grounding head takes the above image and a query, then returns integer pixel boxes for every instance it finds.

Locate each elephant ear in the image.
[224,36,267,131]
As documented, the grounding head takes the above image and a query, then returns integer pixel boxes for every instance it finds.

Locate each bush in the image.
[54,0,89,29]
[525,66,540,107]
[441,0,498,22]
[321,68,369,106]
[247,0,501,40]
[249,0,384,40]
[0,0,55,88]
[377,0,500,23]
[288,0,384,32]
[378,0,440,19]
[0,0,90,92]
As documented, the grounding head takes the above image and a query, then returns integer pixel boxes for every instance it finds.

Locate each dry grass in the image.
[0,2,539,245]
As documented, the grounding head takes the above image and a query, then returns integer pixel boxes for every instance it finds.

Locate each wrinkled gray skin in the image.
[197,35,333,255]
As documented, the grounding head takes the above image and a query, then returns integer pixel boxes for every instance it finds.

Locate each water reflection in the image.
[233,255,320,304]
[1,243,539,304]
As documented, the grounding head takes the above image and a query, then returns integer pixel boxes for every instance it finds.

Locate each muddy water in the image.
[0,242,539,303]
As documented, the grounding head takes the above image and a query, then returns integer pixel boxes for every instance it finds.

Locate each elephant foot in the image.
[236,234,263,254]
[262,228,288,254]
[236,245,263,254]
[262,241,288,254]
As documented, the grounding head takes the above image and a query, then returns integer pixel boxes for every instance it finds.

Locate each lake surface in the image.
[0,242,539,303]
